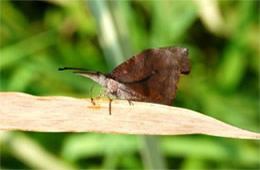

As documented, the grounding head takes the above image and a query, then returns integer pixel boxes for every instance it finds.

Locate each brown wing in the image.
[108,49,153,83]
[160,47,191,74]
[109,47,189,105]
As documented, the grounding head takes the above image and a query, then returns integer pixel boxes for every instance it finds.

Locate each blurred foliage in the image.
[0,0,259,169]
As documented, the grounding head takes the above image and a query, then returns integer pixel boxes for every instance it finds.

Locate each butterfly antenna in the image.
[58,67,103,75]
[58,67,91,71]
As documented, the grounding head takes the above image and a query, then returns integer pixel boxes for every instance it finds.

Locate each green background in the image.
[0,0,259,169]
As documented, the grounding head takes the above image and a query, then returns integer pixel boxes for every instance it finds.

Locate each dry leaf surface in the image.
[0,92,259,139]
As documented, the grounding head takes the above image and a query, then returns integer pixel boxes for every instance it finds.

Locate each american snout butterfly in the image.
[59,46,190,114]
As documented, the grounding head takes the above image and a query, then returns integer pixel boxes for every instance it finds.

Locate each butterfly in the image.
[59,46,191,115]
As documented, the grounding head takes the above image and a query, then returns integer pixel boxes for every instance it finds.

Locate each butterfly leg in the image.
[90,98,95,105]
[90,85,96,105]
[91,87,107,105]
[127,100,134,106]
[107,96,113,115]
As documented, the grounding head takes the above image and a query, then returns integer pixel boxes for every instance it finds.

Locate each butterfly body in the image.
[75,72,147,101]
